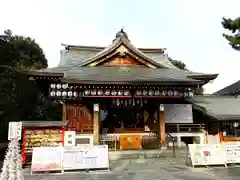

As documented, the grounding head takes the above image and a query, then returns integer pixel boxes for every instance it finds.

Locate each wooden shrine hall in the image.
[26,29,218,150]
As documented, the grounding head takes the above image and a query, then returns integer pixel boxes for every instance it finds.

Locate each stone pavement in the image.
[24,158,240,180]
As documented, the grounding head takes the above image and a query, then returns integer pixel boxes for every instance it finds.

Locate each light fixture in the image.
[97,89,103,96]
[68,91,73,97]
[124,90,130,96]
[50,91,56,96]
[136,90,142,96]
[233,122,239,128]
[149,90,154,96]
[91,89,97,95]
[105,89,110,95]
[73,92,78,97]
[184,92,189,97]
[56,84,61,89]
[173,90,179,96]
[62,84,68,89]
[118,90,123,96]
[84,90,90,96]
[154,90,160,96]
[162,90,167,96]
[111,90,117,96]
[56,91,61,96]
[168,90,173,96]
[142,90,147,96]
[116,99,120,106]
[62,91,67,96]
[50,84,56,89]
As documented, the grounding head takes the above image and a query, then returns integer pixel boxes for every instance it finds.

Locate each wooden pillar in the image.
[62,102,67,120]
[159,104,166,146]
[93,104,100,145]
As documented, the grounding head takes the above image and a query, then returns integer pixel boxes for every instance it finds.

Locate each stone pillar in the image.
[159,104,166,146]
[62,102,67,120]
[93,104,100,145]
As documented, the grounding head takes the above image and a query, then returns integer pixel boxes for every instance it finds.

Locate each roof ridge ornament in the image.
[113,27,129,42]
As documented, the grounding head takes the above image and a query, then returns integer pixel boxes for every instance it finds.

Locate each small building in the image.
[26,30,218,149]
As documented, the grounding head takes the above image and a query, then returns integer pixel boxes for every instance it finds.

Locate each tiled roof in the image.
[22,121,68,127]
[213,80,240,95]
[62,66,202,84]
[190,96,240,120]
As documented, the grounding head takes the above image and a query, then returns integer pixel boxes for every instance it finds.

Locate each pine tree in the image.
[222,17,240,51]
[0,140,24,180]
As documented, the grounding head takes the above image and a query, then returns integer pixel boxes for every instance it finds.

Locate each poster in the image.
[63,145,109,170]
[31,147,64,172]
[164,104,193,123]
[188,144,226,167]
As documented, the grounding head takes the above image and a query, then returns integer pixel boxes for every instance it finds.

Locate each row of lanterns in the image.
[49,89,194,97]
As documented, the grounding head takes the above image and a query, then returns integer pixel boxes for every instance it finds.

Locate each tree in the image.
[222,17,240,51]
[0,30,60,141]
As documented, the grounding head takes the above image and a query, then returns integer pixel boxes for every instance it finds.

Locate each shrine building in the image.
[26,29,219,150]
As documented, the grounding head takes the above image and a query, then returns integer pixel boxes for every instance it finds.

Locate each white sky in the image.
[0,0,239,94]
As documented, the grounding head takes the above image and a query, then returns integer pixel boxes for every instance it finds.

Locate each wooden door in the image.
[66,104,93,133]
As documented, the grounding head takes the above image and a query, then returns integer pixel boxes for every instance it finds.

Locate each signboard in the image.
[222,142,240,164]
[188,144,226,167]
[63,145,109,170]
[31,147,64,173]
[64,131,76,147]
[164,104,193,123]
[8,122,22,140]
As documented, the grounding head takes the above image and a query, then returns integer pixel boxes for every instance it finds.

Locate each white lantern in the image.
[62,91,67,96]
[62,84,68,89]
[118,90,123,96]
[84,90,90,96]
[56,84,61,89]
[136,90,142,96]
[188,91,194,97]
[142,90,147,96]
[124,90,130,96]
[91,89,97,95]
[149,90,154,96]
[184,92,189,97]
[97,89,103,95]
[56,91,61,96]
[233,122,239,128]
[50,84,56,89]
[154,90,160,96]
[50,91,56,96]
[173,90,179,96]
[162,90,167,96]
[168,90,173,96]
[73,92,78,97]
[105,90,110,95]
[111,90,117,96]
[68,91,73,97]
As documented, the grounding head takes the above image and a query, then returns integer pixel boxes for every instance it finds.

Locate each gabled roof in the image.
[190,96,240,120]
[213,80,240,95]
[26,29,218,84]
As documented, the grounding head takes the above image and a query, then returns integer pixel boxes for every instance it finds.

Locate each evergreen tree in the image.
[222,17,240,51]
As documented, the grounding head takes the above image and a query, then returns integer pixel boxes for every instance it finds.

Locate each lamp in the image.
[97,89,103,95]
[56,84,62,89]
[142,90,147,96]
[111,90,117,96]
[56,91,61,96]
[62,84,68,89]
[68,91,73,97]
[184,92,188,97]
[105,89,110,95]
[91,89,97,95]
[154,90,160,96]
[124,90,130,96]
[233,122,239,128]
[50,84,56,89]
[188,91,194,97]
[73,92,78,97]
[136,90,142,96]
[162,90,167,96]
[84,90,90,96]
[148,90,154,96]
[62,91,67,96]
[118,90,123,96]
[50,91,56,96]
[173,90,179,96]
[168,90,173,96]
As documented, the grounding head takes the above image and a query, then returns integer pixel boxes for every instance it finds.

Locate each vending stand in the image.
[21,121,68,165]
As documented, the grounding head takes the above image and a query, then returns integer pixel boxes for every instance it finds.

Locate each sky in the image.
[0,0,240,94]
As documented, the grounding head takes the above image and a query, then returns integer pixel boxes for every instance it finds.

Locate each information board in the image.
[188,144,226,167]
[8,122,22,140]
[222,142,240,164]
[31,147,64,173]
[63,145,109,170]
